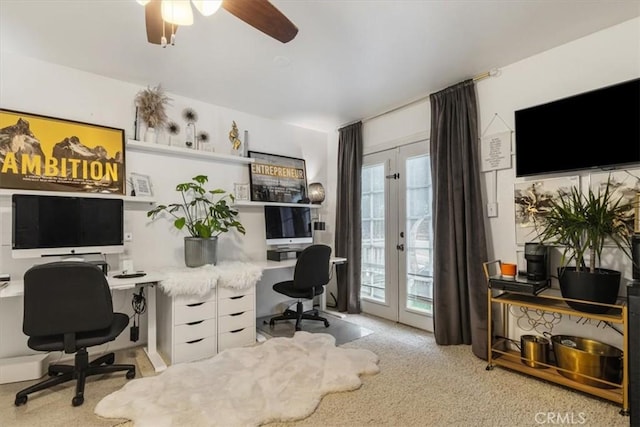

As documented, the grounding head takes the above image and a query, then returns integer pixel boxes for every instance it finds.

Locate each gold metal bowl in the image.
[550,335,623,388]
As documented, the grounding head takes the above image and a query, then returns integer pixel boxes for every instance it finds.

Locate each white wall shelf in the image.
[0,188,154,203]
[233,201,320,209]
[127,139,254,165]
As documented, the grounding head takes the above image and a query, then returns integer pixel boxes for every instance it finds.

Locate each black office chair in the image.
[14,261,135,407]
[269,244,332,331]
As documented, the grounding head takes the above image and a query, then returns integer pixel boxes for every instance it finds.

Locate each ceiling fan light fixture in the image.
[161,0,194,26]
[136,0,151,5]
[191,0,222,17]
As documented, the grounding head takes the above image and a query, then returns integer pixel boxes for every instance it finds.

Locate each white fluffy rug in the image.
[95,332,379,426]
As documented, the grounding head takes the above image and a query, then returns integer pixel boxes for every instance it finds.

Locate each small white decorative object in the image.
[234,183,249,201]
[183,108,198,149]
[185,122,195,149]
[130,173,153,197]
[144,127,156,143]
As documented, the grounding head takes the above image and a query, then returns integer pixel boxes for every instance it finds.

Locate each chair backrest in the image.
[293,244,332,290]
[23,261,114,337]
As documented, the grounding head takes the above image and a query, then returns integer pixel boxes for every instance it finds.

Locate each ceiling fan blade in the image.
[145,0,178,45]
[222,0,298,43]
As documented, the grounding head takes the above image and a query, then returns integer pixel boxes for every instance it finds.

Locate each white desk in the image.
[254,256,347,314]
[0,271,168,374]
[0,257,348,379]
[258,256,347,271]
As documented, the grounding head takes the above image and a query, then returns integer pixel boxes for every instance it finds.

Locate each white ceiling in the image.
[1,1,639,133]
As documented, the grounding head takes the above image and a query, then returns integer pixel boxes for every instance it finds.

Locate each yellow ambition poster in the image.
[0,109,125,194]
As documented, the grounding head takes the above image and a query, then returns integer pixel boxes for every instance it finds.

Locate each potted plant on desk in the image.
[535,177,634,313]
[147,175,245,267]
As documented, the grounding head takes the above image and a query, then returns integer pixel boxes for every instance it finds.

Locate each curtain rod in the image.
[348,69,499,127]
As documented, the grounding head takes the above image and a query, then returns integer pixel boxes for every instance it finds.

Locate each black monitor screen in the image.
[264,206,312,242]
[12,194,123,250]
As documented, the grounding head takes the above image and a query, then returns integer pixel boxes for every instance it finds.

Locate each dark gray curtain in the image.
[335,121,363,313]
[429,80,488,360]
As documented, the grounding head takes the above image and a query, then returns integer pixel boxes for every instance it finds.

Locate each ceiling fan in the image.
[138,0,298,47]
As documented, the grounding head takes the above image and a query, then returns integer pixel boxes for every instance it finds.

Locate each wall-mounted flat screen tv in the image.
[12,194,124,258]
[515,78,640,177]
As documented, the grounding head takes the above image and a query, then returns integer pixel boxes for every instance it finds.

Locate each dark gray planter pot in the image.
[558,267,621,314]
[184,236,218,268]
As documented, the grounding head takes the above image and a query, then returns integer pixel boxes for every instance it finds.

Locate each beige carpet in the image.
[0,314,630,427]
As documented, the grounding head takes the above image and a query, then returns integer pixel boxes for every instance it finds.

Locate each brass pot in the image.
[550,335,623,388]
[520,335,550,369]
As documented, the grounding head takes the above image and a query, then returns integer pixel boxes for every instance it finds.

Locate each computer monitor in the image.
[12,194,124,258]
[264,205,312,247]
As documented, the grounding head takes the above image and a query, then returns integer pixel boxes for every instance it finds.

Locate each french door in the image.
[360,142,433,331]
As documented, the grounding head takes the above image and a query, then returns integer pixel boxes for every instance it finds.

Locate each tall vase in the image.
[144,127,156,143]
[185,123,195,149]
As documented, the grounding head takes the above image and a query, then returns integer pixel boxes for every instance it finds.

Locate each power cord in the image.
[130,287,146,342]
[326,292,338,309]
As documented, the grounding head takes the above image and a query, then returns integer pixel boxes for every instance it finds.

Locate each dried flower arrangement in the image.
[182,108,198,123]
[135,84,170,129]
[197,131,209,143]
[167,121,180,135]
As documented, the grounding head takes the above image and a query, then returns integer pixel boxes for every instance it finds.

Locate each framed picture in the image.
[130,173,153,197]
[514,175,579,245]
[248,151,308,203]
[234,183,249,201]
[0,109,126,194]
[589,170,640,242]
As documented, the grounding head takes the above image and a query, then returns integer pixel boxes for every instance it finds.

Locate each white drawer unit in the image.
[217,285,256,352]
[157,289,217,365]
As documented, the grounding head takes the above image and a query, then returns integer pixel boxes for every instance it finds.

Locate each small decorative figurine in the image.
[229,121,242,154]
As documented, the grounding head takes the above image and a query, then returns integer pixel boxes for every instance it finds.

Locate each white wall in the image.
[0,52,332,356]
[362,17,640,348]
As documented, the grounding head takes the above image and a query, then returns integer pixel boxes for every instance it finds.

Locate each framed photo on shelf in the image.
[234,183,250,201]
[130,173,153,197]
[248,151,308,203]
[0,108,126,194]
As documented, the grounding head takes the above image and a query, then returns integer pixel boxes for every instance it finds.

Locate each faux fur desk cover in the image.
[159,261,263,297]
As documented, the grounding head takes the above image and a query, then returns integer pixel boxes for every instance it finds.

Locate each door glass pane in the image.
[361,163,386,303]
[405,155,432,314]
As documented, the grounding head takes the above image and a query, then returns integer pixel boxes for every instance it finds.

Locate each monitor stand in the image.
[267,248,302,262]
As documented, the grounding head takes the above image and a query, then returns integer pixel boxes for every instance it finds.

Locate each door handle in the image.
[396,244,405,251]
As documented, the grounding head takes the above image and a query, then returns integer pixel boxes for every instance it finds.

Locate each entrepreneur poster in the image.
[248,151,308,203]
[0,109,125,194]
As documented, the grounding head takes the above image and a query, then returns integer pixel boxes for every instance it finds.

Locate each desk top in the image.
[259,256,347,271]
[0,257,348,298]
[0,271,165,298]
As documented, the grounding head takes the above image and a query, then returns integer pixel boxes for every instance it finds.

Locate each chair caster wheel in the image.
[72,395,84,407]
[126,369,136,379]
[15,395,27,406]
[105,353,115,365]
[324,320,330,327]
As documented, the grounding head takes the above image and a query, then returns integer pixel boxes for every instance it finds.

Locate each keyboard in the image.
[113,272,147,279]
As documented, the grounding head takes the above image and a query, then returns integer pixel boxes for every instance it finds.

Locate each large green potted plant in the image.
[147,175,245,267]
[535,177,633,313]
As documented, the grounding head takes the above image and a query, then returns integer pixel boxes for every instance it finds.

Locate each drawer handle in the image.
[230,295,244,300]
[230,328,245,334]
[186,302,204,307]
[230,312,245,317]
[186,338,204,344]
[186,320,204,326]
